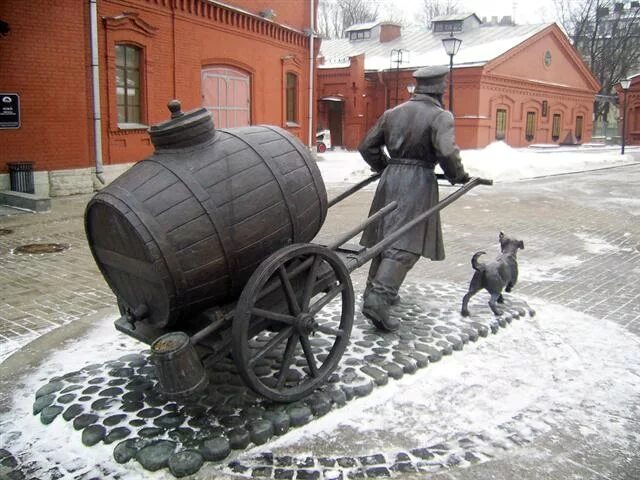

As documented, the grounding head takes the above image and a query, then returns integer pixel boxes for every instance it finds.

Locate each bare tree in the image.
[554,0,640,122]
[420,0,460,26]
[317,0,379,39]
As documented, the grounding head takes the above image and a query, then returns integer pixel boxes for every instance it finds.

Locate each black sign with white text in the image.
[0,94,20,129]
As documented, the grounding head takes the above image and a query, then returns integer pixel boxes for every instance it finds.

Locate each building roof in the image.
[432,12,481,22]
[345,20,401,32]
[319,22,552,71]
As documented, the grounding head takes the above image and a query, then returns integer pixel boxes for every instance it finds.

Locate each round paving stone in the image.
[119,353,146,363]
[307,393,332,417]
[169,450,204,477]
[60,385,82,394]
[126,378,154,392]
[168,427,195,444]
[154,413,185,429]
[104,426,131,444]
[200,437,231,461]
[123,391,144,403]
[73,413,99,430]
[40,405,63,425]
[248,419,274,445]
[114,439,139,464]
[136,440,176,471]
[82,385,101,395]
[220,415,244,428]
[109,367,135,378]
[122,401,144,412]
[63,404,84,421]
[88,377,105,385]
[33,394,56,415]
[35,381,64,399]
[92,398,117,411]
[108,378,127,387]
[352,380,374,397]
[264,411,290,436]
[82,424,106,446]
[103,414,127,427]
[138,408,162,418]
[100,387,124,397]
[139,427,164,438]
[227,428,250,449]
[287,406,312,427]
[129,419,146,427]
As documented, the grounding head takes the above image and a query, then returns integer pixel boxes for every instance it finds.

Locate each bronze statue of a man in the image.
[359,65,470,332]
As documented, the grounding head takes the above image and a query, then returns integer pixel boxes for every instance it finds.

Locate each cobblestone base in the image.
[4,282,534,479]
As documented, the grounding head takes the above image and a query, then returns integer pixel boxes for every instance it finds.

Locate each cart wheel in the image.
[233,244,354,402]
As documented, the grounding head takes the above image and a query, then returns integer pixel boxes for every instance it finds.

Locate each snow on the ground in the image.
[315,142,638,185]
[246,300,640,459]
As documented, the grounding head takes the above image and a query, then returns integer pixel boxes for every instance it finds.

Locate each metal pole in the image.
[448,53,454,114]
[621,89,628,155]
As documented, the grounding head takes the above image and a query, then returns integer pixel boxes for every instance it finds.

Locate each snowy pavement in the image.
[1,145,640,479]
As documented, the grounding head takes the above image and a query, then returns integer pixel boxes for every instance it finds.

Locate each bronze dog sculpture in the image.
[461,232,524,317]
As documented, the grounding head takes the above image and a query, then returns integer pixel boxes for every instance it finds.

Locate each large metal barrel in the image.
[85,101,327,328]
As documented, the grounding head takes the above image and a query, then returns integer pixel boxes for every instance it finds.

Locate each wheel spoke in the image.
[276,333,299,389]
[309,282,345,316]
[299,335,319,377]
[301,255,322,311]
[315,323,344,337]
[248,326,294,368]
[250,307,296,325]
[278,265,301,316]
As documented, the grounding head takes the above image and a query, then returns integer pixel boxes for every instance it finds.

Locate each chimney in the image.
[379,23,401,42]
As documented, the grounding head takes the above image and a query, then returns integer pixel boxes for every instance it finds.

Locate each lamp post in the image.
[620,78,631,155]
[390,49,407,107]
[441,33,462,114]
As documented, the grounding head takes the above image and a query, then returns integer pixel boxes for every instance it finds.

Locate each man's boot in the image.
[362,258,411,332]
[363,256,400,306]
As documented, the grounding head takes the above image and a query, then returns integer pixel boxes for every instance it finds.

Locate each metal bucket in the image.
[150,331,208,401]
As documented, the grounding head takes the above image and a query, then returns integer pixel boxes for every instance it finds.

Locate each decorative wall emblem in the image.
[544,50,552,67]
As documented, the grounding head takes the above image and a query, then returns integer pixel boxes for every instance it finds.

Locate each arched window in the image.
[286,72,298,125]
[115,44,142,124]
[575,115,584,141]
[552,113,561,141]
[495,109,507,140]
[525,111,537,142]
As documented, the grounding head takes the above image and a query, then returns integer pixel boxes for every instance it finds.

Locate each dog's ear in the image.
[499,231,505,240]
[519,240,525,249]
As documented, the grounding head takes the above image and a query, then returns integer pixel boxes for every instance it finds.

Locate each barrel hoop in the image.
[220,128,299,241]
[112,185,188,315]
[261,125,328,227]
[146,158,237,294]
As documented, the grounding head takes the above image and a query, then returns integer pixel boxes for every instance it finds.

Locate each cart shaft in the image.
[347,177,492,272]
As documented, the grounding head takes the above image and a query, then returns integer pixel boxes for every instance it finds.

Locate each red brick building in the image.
[317,15,601,150]
[617,73,640,147]
[0,0,318,196]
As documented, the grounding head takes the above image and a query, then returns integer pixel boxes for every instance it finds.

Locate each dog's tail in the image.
[471,251,486,271]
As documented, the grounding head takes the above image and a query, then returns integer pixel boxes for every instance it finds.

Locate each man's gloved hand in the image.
[449,172,470,185]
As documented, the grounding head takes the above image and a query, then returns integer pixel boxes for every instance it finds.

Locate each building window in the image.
[575,115,584,141]
[552,113,561,141]
[286,72,298,124]
[525,111,536,142]
[495,109,507,140]
[115,44,142,124]
[349,30,371,40]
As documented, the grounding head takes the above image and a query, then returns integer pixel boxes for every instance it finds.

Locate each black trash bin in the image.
[8,162,35,194]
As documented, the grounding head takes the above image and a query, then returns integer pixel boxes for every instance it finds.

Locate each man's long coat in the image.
[359,94,466,259]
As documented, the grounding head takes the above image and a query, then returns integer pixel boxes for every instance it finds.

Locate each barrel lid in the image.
[149,100,215,149]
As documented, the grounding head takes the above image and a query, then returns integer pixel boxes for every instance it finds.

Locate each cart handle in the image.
[349,176,493,271]
[327,173,381,208]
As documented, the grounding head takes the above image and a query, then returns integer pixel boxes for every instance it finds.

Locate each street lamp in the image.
[442,33,462,114]
[620,78,631,155]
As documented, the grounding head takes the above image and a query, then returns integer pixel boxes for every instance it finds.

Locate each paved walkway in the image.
[1,161,639,479]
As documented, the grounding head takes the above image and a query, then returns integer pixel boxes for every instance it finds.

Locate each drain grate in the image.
[0,228,13,236]
[13,243,69,254]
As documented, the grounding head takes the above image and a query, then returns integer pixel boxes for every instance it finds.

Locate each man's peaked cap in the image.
[413,65,449,94]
